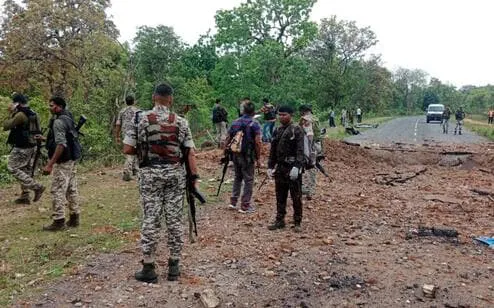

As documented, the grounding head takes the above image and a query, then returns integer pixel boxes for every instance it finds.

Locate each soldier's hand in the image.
[42,164,53,175]
[34,134,46,141]
[115,136,121,145]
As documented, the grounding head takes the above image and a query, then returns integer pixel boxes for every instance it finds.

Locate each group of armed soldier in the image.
[440,106,465,135]
[4,84,326,284]
[3,94,82,231]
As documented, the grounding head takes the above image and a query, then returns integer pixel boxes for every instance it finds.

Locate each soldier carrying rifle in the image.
[2,93,45,205]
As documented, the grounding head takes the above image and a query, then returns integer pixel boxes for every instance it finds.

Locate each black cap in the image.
[12,93,27,104]
[299,104,312,112]
[278,105,294,114]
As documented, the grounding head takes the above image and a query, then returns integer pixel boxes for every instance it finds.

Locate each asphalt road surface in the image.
[344,116,488,146]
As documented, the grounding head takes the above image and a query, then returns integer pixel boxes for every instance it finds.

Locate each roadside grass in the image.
[0,171,142,306]
[464,115,494,141]
[322,116,394,140]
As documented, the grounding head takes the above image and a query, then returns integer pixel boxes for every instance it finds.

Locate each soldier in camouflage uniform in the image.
[299,105,322,201]
[42,96,81,231]
[2,93,45,204]
[267,106,305,233]
[123,83,199,283]
[115,95,140,181]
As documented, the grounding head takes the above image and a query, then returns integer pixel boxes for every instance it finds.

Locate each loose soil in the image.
[9,140,494,307]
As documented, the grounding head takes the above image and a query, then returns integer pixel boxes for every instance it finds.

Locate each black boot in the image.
[14,195,31,205]
[42,219,65,231]
[167,258,180,281]
[135,262,158,283]
[33,185,45,202]
[268,219,285,230]
[66,213,80,227]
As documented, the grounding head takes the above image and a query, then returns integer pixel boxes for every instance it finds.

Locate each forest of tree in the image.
[1,0,493,162]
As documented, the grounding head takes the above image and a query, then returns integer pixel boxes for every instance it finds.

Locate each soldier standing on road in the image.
[441,106,451,134]
[454,107,465,135]
[115,95,140,181]
[2,93,45,204]
[123,83,199,283]
[42,96,81,231]
[488,108,493,125]
[267,106,305,233]
[356,107,362,123]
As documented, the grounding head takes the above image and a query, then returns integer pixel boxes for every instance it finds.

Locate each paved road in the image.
[344,116,488,146]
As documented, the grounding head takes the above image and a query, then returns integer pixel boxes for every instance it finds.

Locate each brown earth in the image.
[12,140,494,307]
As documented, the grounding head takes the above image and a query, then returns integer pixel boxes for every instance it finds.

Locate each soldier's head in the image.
[299,104,312,116]
[152,83,174,107]
[262,98,269,106]
[215,98,221,105]
[12,93,27,105]
[49,96,66,114]
[243,101,255,116]
[125,95,135,106]
[278,105,294,125]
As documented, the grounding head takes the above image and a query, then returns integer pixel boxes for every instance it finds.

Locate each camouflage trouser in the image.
[302,168,316,197]
[123,154,138,177]
[139,165,186,262]
[454,120,463,134]
[215,122,227,147]
[51,160,79,220]
[7,147,42,197]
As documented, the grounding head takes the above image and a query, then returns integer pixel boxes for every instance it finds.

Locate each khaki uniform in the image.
[117,105,140,177]
[3,108,43,199]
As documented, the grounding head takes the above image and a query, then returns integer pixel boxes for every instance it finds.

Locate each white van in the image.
[426,104,445,123]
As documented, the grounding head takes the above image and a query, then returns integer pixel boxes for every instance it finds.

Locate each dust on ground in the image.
[11,140,494,307]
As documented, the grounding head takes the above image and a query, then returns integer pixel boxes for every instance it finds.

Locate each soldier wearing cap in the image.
[2,93,45,205]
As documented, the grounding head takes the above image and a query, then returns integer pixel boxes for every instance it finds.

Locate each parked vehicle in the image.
[426,104,445,123]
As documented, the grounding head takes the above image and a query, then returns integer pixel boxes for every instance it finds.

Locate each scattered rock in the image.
[200,289,220,308]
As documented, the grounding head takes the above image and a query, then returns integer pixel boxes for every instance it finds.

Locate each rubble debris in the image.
[200,289,220,308]
[406,226,459,239]
[375,167,427,185]
[422,284,437,298]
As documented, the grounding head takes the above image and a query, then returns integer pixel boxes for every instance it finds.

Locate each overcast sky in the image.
[108,0,494,88]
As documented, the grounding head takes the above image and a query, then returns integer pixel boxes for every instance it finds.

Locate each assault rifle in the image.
[75,115,87,136]
[31,128,44,177]
[182,147,206,242]
[216,149,231,196]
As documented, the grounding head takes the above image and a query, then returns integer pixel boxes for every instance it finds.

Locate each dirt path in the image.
[10,140,494,307]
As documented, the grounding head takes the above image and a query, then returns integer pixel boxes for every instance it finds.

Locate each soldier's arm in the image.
[294,126,305,168]
[122,113,137,155]
[267,129,278,169]
[3,112,27,131]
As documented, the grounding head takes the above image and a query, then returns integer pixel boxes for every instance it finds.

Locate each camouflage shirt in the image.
[123,105,195,157]
[117,105,140,138]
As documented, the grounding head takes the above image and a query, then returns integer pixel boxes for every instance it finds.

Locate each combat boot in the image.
[42,219,65,231]
[14,195,31,205]
[292,224,302,233]
[167,258,180,281]
[268,219,285,230]
[135,262,158,283]
[33,185,45,202]
[66,213,80,227]
[122,173,131,181]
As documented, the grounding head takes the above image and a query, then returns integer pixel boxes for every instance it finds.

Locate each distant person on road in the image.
[488,108,493,124]
[356,107,362,123]
[454,107,465,135]
[441,106,451,134]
